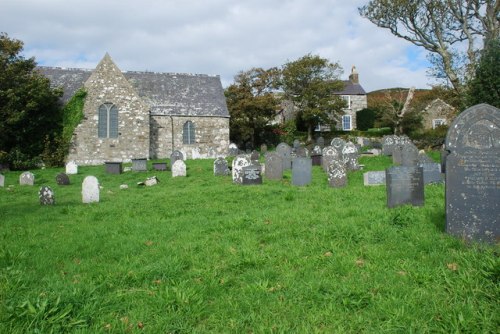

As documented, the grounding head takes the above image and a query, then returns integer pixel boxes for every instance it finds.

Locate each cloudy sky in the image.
[1,0,437,92]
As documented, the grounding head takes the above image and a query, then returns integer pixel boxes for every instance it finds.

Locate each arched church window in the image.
[98,103,119,138]
[183,121,195,144]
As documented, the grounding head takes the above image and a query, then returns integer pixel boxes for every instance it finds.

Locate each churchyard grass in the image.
[0,156,498,333]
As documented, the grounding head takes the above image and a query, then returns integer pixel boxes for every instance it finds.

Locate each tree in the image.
[280,54,345,141]
[225,67,280,148]
[375,88,422,135]
[0,32,62,168]
[359,0,500,101]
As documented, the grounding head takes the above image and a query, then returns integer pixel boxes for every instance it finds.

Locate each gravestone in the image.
[132,158,148,171]
[328,163,347,188]
[228,143,239,156]
[105,162,122,174]
[55,173,70,185]
[276,143,292,170]
[385,166,424,208]
[0,163,10,172]
[0,174,4,187]
[39,186,55,205]
[232,155,251,184]
[322,146,340,172]
[250,150,260,162]
[152,162,168,171]
[65,161,78,174]
[260,143,268,154]
[330,138,346,154]
[418,162,443,184]
[295,146,309,158]
[342,142,360,171]
[292,157,312,186]
[363,171,386,186]
[417,151,434,164]
[82,176,99,203]
[316,136,325,148]
[172,160,187,177]
[145,176,159,186]
[445,103,500,243]
[401,143,419,166]
[214,157,230,176]
[170,150,184,165]
[19,172,35,186]
[242,164,262,185]
[382,135,396,155]
[392,145,403,165]
[311,145,323,166]
[264,152,283,180]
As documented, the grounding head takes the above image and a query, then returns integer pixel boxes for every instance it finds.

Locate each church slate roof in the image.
[335,80,367,95]
[37,66,229,118]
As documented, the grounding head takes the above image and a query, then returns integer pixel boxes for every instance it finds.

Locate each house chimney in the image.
[349,65,359,84]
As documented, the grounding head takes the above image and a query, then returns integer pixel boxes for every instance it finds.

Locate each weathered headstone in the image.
[82,176,99,203]
[170,150,184,165]
[232,155,251,184]
[382,135,396,156]
[418,162,443,184]
[0,174,4,187]
[331,138,346,151]
[276,143,292,170]
[385,166,424,208]
[401,143,419,166]
[293,139,301,150]
[295,146,309,158]
[214,157,230,176]
[132,158,148,171]
[105,162,122,174]
[417,151,434,164]
[264,152,283,180]
[172,160,187,177]
[322,146,340,172]
[445,103,500,243]
[292,157,312,186]
[39,186,55,205]
[145,176,159,186]
[363,171,386,186]
[19,172,35,186]
[242,164,262,185]
[316,136,325,148]
[55,173,70,185]
[228,143,239,156]
[328,163,347,188]
[65,161,78,174]
[342,142,360,171]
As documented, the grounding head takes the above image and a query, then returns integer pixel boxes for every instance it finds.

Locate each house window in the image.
[98,103,118,138]
[341,95,351,109]
[183,121,195,144]
[342,115,352,131]
[432,119,446,129]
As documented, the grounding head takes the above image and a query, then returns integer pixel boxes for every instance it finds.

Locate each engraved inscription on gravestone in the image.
[242,164,262,185]
[292,157,312,186]
[385,166,424,208]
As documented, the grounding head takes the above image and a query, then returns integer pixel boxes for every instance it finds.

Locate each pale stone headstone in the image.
[328,163,347,188]
[342,142,360,171]
[214,157,230,176]
[401,143,419,166]
[445,103,500,243]
[170,150,184,165]
[172,160,187,177]
[228,143,239,156]
[330,138,346,151]
[39,186,55,205]
[232,155,251,184]
[0,174,4,187]
[242,164,262,185]
[132,158,148,171]
[55,173,70,185]
[264,152,283,180]
[385,166,424,208]
[292,157,312,186]
[19,172,34,186]
[276,142,292,170]
[363,171,386,186]
[82,176,99,203]
[65,161,78,174]
[322,146,340,172]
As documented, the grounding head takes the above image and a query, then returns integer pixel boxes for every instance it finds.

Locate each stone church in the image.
[39,53,230,165]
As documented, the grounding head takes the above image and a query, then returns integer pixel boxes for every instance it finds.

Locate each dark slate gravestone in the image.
[311,145,322,166]
[440,148,449,173]
[152,162,168,171]
[250,150,260,162]
[55,173,70,185]
[232,155,251,184]
[342,142,360,171]
[264,152,283,180]
[328,162,347,188]
[385,166,424,208]
[322,146,340,172]
[228,143,239,156]
[0,173,4,187]
[105,162,122,174]
[292,157,312,186]
[260,143,268,154]
[316,136,325,148]
[214,157,230,176]
[276,142,292,170]
[170,150,184,165]
[363,171,386,186]
[132,158,148,171]
[242,164,262,185]
[401,143,419,166]
[445,103,500,243]
[418,162,443,184]
[39,186,55,205]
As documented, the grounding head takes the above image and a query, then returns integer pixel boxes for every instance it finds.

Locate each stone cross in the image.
[19,172,35,186]
[82,176,99,203]
[172,160,187,177]
[39,186,55,205]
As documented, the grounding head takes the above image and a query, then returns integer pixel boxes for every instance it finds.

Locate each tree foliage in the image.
[0,32,62,168]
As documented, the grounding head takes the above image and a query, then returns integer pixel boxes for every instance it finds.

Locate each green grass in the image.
[0,156,498,333]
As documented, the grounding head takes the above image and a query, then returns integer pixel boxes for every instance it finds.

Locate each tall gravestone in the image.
[19,172,35,186]
[342,142,360,171]
[385,166,424,208]
[65,161,78,174]
[82,176,99,203]
[276,143,292,170]
[213,157,230,176]
[172,160,187,177]
[445,104,499,243]
[232,155,251,184]
[39,186,55,205]
[292,157,312,186]
[264,152,283,180]
[0,174,4,187]
[322,146,340,172]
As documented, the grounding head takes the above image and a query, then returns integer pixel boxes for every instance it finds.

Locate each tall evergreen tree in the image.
[467,39,500,108]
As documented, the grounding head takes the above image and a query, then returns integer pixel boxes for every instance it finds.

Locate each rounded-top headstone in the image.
[331,138,346,150]
[260,143,268,153]
[82,176,99,203]
[65,161,78,174]
[19,171,35,186]
[56,173,70,185]
[172,160,187,177]
[228,143,239,156]
[39,186,55,205]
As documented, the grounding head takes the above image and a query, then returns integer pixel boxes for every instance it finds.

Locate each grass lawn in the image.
[0,155,498,333]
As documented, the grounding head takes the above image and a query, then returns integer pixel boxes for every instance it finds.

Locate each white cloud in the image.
[0,0,435,92]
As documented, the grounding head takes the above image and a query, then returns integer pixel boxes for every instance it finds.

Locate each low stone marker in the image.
[0,174,4,187]
[276,142,292,170]
[82,176,99,203]
[214,157,230,176]
[264,152,283,180]
[132,158,148,171]
[105,162,122,174]
[232,155,251,184]
[19,172,35,186]
[56,173,70,185]
[39,186,55,205]
[385,166,424,208]
[66,161,78,174]
[172,160,187,177]
[152,162,168,171]
[145,176,159,186]
[170,150,184,165]
[445,103,499,243]
[328,163,347,188]
[242,164,262,185]
[363,171,386,186]
[292,157,312,186]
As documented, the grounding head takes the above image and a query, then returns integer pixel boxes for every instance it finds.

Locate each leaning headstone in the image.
[328,163,347,188]
[132,158,148,171]
[39,186,55,205]
[0,174,4,187]
[264,152,283,180]
[55,173,70,185]
[172,160,187,177]
[170,150,184,165]
[82,176,99,204]
[214,157,230,176]
[445,103,500,243]
[19,172,35,186]
[322,146,340,172]
[292,157,312,186]
[401,143,419,166]
[418,162,443,184]
[316,136,325,148]
[342,142,360,171]
[385,166,424,208]
[242,164,262,185]
[228,143,239,156]
[232,155,251,184]
[65,161,78,174]
[363,171,386,186]
[276,142,292,170]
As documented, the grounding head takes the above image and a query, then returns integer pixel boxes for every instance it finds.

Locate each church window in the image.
[183,121,195,144]
[98,103,118,138]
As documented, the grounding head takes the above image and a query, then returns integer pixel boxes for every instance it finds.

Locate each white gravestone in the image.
[66,161,78,174]
[172,160,187,177]
[19,172,35,186]
[82,176,99,203]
